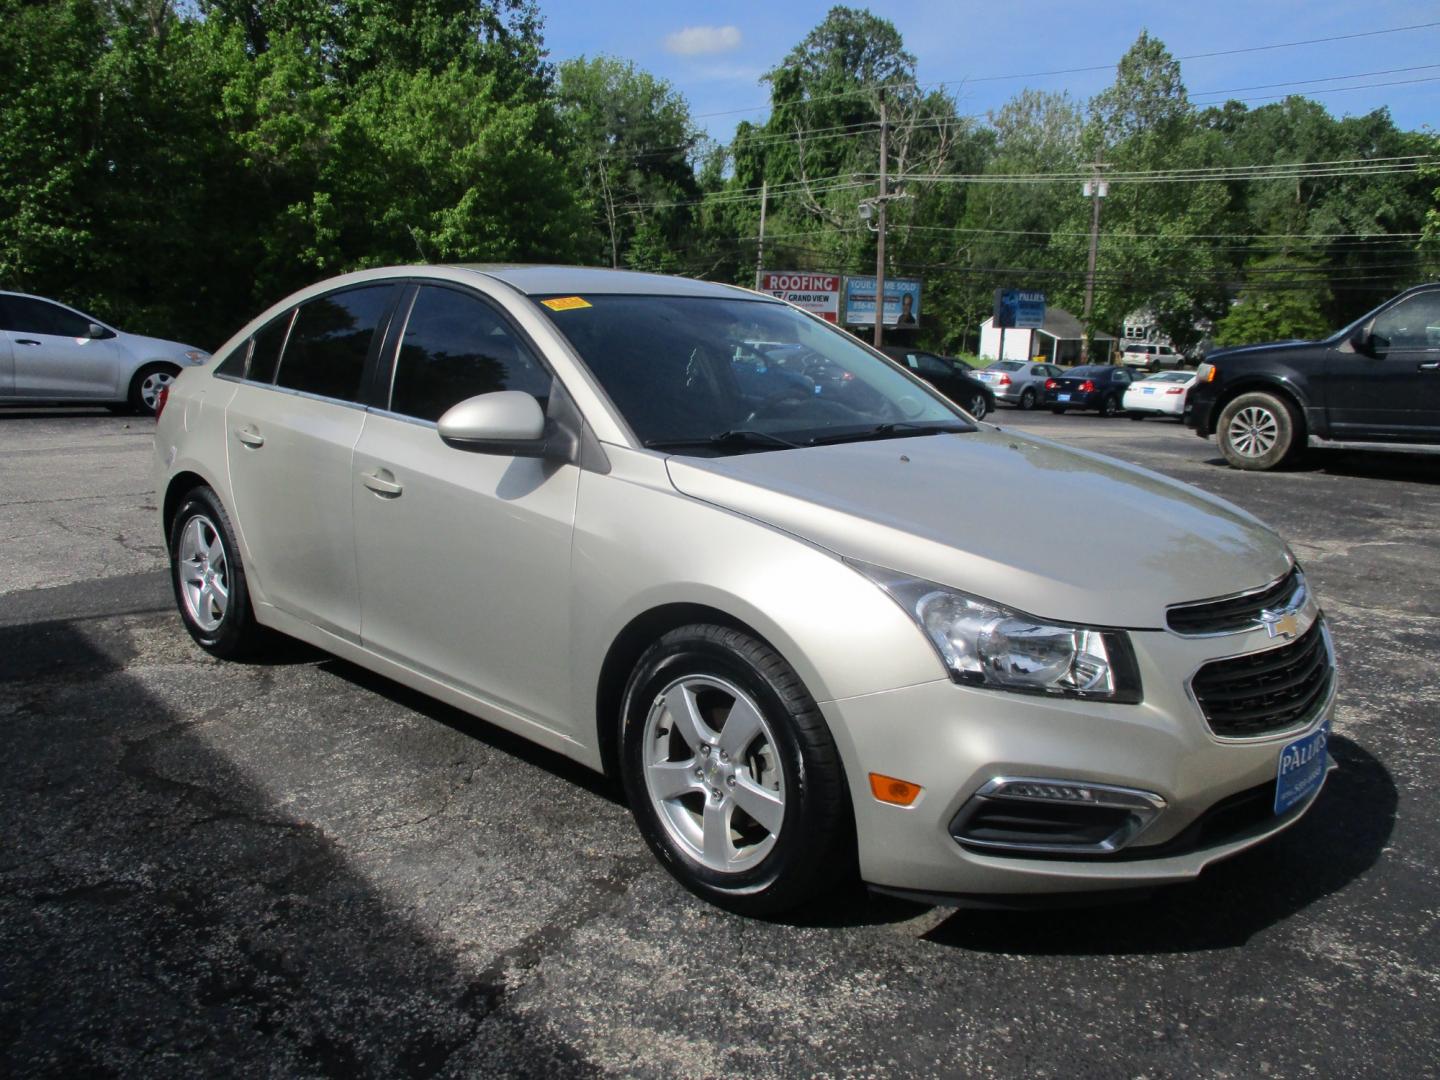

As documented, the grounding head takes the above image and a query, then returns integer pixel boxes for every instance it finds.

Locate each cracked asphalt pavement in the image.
[2,407,1437,1077]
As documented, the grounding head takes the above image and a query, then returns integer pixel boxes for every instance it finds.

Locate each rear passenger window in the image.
[388,286,551,422]
[217,311,292,381]
[276,285,394,402]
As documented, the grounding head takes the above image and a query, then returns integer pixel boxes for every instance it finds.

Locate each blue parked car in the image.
[1042,365,1137,417]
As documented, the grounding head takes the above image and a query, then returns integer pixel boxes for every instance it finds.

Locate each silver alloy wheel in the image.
[1227,404,1280,458]
[178,514,229,632]
[140,369,175,411]
[970,395,988,421]
[643,675,786,873]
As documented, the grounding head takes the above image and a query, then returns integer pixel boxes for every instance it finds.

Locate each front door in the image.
[351,283,580,734]
[1327,289,1440,440]
[0,295,119,400]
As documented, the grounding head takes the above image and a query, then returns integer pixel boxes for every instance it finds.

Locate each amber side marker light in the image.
[869,773,923,807]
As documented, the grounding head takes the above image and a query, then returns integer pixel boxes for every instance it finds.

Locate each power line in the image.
[689,21,1440,120]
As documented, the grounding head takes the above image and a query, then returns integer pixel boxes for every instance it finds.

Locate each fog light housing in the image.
[950,777,1165,855]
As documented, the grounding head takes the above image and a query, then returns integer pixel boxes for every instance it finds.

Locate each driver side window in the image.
[1371,292,1440,354]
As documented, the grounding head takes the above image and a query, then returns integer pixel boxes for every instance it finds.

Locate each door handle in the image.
[361,469,403,497]
[235,426,265,448]
[1419,361,1440,371]
[15,339,41,346]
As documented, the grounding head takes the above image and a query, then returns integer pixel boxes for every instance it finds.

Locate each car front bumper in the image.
[1185,387,1218,434]
[821,622,1336,898]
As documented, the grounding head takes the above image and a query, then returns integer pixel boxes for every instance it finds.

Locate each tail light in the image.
[155,385,170,420]
[1080,380,1095,393]
[998,374,1012,386]
[1044,379,1057,390]
[1166,387,1184,395]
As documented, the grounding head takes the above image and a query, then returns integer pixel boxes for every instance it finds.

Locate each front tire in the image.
[1099,394,1120,417]
[129,363,180,416]
[1216,391,1302,470]
[169,486,266,658]
[620,624,852,915]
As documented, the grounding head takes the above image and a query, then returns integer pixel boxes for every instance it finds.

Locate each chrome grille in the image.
[1191,618,1333,739]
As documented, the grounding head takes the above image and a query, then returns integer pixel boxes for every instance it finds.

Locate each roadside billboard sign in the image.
[759,271,841,323]
[843,276,922,327]
[993,289,1046,330]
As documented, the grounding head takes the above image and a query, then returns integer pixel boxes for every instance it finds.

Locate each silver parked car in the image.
[974,359,1063,409]
[155,266,1336,914]
[0,291,210,414]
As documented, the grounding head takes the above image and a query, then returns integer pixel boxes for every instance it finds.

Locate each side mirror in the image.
[87,322,107,339]
[1349,326,1373,356]
[437,391,548,456]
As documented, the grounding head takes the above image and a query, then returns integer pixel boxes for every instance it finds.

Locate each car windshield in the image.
[537,294,969,453]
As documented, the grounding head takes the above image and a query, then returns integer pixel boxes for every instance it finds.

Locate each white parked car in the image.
[154,266,1335,914]
[0,291,210,414]
[1120,342,1183,369]
[1124,370,1198,419]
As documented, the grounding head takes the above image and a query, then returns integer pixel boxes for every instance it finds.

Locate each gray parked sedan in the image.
[974,359,1064,409]
[154,265,1336,915]
[0,291,210,414]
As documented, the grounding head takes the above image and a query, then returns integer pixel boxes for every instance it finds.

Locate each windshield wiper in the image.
[805,421,970,447]
[644,429,800,453]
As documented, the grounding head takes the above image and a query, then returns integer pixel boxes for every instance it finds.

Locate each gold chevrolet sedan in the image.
[154,266,1335,914]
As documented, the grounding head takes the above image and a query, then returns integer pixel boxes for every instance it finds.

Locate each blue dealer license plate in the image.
[1274,720,1329,815]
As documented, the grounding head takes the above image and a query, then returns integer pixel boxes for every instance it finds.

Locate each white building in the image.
[978,307,1116,365]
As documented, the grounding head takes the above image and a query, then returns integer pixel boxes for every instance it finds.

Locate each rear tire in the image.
[168,486,267,658]
[620,624,853,916]
[1129,412,1146,421]
[129,363,180,416]
[968,393,989,421]
[1051,407,1066,415]
[1216,391,1302,471]
[1019,387,1036,410]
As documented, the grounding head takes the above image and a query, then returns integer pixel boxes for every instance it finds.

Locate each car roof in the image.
[448,264,767,301]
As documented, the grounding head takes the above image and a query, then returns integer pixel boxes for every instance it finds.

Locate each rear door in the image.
[224,283,398,640]
[1327,289,1440,440]
[1,295,120,400]
[351,282,581,733]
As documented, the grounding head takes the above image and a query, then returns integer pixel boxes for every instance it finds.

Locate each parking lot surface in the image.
[3,406,1437,1077]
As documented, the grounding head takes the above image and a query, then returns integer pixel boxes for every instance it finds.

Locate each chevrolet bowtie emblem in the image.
[1259,609,1301,640]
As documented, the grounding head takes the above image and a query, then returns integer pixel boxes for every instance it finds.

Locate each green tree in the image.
[1213,257,1333,346]
[556,56,700,270]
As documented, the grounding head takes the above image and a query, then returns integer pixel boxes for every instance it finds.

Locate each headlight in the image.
[1195,362,1216,383]
[183,350,209,363]
[851,562,1142,703]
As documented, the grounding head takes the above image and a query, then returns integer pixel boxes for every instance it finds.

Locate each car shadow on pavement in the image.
[313,655,628,808]
[920,734,1394,955]
[1203,451,1440,483]
[0,618,601,1075]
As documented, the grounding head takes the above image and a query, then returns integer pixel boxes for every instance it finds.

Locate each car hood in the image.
[121,332,207,359]
[665,428,1290,628]
[1205,339,1317,363]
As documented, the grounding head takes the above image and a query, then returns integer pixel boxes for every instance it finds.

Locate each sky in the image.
[535,0,1440,144]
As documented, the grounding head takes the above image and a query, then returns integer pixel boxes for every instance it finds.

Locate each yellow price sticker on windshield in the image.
[542,296,592,311]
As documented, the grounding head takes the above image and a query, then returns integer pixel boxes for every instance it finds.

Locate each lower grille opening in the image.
[952,798,1137,852]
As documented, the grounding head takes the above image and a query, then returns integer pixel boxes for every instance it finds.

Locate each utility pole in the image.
[873,90,888,348]
[1080,152,1107,362]
[754,180,768,290]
